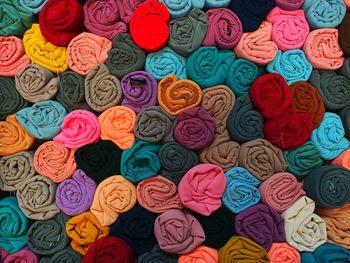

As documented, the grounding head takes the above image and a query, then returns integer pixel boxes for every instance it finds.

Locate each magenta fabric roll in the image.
[3,247,38,263]
[0,248,8,262]
[275,0,304,10]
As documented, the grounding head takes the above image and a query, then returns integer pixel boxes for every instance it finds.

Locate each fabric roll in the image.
[186,46,235,88]
[275,0,304,10]
[19,0,48,14]
[157,74,202,116]
[234,21,278,65]
[154,209,205,254]
[0,197,28,253]
[332,148,350,170]
[121,140,161,183]
[205,0,231,7]
[268,243,301,263]
[266,7,309,51]
[339,57,350,79]
[74,140,122,183]
[23,24,68,73]
[84,64,123,112]
[39,247,82,263]
[227,94,264,143]
[3,247,38,263]
[340,104,350,140]
[281,196,327,251]
[53,110,100,149]
[117,0,147,23]
[121,71,157,113]
[66,212,110,255]
[159,0,192,18]
[55,169,95,216]
[179,246,218,263]
[346,0,350,8]
[168,8,208,58]
[138,246,178,263]
[301,243,350,262]
[339,12,350,57]
[239,139,288,181]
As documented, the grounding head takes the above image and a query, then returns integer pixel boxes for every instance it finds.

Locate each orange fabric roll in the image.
[268,243,300,263]
[179,246,218,263]
[331,148,350,170]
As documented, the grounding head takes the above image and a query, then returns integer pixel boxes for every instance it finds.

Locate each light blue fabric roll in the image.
[192,0,205,8]
[301,243,350,263]
[19,0,48,14]
[159,0,192,18]
[205,0,231,8]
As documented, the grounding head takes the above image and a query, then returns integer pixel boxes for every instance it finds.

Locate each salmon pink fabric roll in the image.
[268,243,300,263]
[345,0,350,8]
[179,246,218,263]
[331,148,350,170]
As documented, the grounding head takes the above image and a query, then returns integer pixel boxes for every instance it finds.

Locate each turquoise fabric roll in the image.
[301,243,350,262]
[205,0,231,8]
[19,0,48,14]
[145,47,187,81]
[16,100,67,140]
[267,49,312,85]
[159,0,192,18]
[0,197,29,253]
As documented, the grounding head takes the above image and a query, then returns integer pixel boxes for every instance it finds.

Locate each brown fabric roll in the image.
[339,12,350,57]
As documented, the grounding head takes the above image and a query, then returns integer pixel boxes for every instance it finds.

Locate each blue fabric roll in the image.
[301,243,350,263]
[19,0,48,14]
[205,0,231,8]
[159,0,192,18]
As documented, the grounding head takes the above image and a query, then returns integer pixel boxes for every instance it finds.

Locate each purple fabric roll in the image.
[55,169,97,216]
[121,71,158,113]
[275,0,304,10]
[174,107,216,150]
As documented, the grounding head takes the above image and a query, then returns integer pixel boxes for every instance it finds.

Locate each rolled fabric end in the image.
[268,243,301,263]
[275,0,304,10]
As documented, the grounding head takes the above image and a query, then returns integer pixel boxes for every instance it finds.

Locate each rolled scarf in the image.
[157,74,202,116]
[234,21,278,66]
[3,247,38,263]
[82,236,136,263]
[239,139,288,181]
[275,0,304,9]
[0,115,35,156]
[15,64,58,103]
[19,0,48,14]
[339,57,350,79]
[84,64,123,112]
[56,169,96,216]
[121,71,157,113]
[281,196,327,251]
[16,100,66,140]
[311,112,350,160]
[302,0,346,29]
[168,9,208,58]
[178,163,226,216]
[67,32,112,76]
[27,213,70,256]
[66,212,110,255]
[121,140,161,183]
[158,142,199,185]
[266,7,309,51]
[268,243,301,263]
[332,148,350,170]
[130,0,170,52]
[90,175,137,226]
[110,204,157,255]
[0,36,30,76]
[74,140,122,183]
[267,49,313,85]
[105,33,146,79]
[83,0,127,40]
[154,209,205,254]
[202,8,242,50]
[175,107,215,150]
[227,94,264,143]
[158,0,192,18]
[0,197,28,253]
[39,247,82,263]
[345,0,350,8]
[139,246,178,263]
[283,141,323,179]
[179,246,218,263]
[340,104,350,140]
[53,110,100,149]
[301,243,350,262]
[186,46,235,88]
[339,12,350,57]
[222,167,261,214]
[23,24,68,73]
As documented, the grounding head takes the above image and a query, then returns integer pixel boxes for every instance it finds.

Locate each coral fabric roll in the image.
[268,243,301,263]
[332,148,350,170]
[301,243,350,262]
[339,12,350,57]
[3,247,38,263]
[179,246,218,263]
[275,0,304,10]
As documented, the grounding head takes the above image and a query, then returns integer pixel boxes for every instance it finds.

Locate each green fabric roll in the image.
[39,247,82,263]
[340,104,350,140]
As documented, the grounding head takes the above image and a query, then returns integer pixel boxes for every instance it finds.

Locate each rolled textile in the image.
[130,0,170,52]
[39,247,82,263]
[0,197,28,253]
[302,0,346,29]
[174,107,215,150]
[110,204,157,255]
[84,64,123,112]
[0,115,35,156]
[154,209,205,254]
[301,243,350,262]
[311,112,350,160]
[283,141,323,179]
[275,0,304,9]
[178,163,226,216]
[121,139,161,183]
[56,169,96,216]
[66,212,110,255]
[339,57,350,79]
[267,49,313,85]
[23,24,68,73]
[74,140,122,183]
[227,94,264,143]
[268,243,301,263]
[53,110,100,149]
[345,0,350,8]
[27,213,70,256]
[332,148,350,170]
[3,247,38,263]
[117,0,147,23]
[157,74,202,116]
[239,139,288,181]
[179,246,218,263]
[234,21,278,66]
[67,32,112,76]
[121,71,157,113]
[340,104,350,140]
[281,196,327,251]
[105,33,146,79]
[139,246,178,263]
[159,0,192,18]
[158,142,199,185]
[98,106,136,150]
[83,0,127,40]
[186,46,235,88]
[168,9,208,58]
[19,0,48,14]
[339,12,350,57]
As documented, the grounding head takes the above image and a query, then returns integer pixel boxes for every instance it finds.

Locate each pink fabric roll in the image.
[268,243,301,263]
[3,247,38,263]
[117,0,146,23]
[275,0,304,10]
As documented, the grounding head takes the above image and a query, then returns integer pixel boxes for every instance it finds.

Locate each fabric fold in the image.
[39,247,82,263]
[340,104,350,140]
[268,243,301,263]
[275,0,304,10]
[301,243,350,262]
[19,0,48,14]
[139,246,178,263]
[179,246,218,263]
[3,247,38,263]
[159,0,192,18]
[331,148,350,170]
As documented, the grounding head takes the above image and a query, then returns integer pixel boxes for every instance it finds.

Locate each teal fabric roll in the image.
[16,100,67,140]
[39,247,82,263]
[301,243,350,263]
[186,46,236,88]
[159,0,192,18]
[205,0,231,8]
[19,0,48,14]
[267,49,313,85]
[0,197,28,253]
[340,104,350,140]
